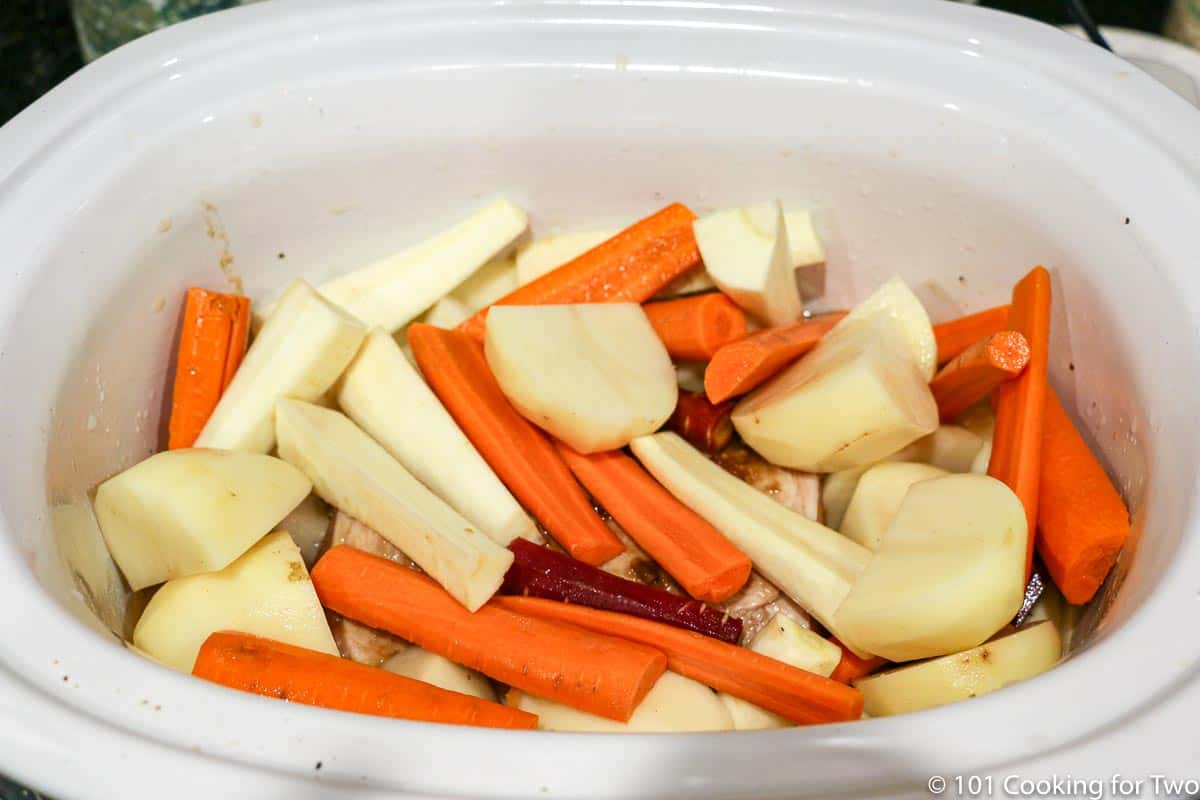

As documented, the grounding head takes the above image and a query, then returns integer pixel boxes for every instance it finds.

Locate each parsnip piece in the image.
[421,295,472,329]
[318,199,528,330]
[382,647,496,702]
[783,210,825,269]
[840,462,948,550]
[835,474,1027,661]
[833,276,937,380]
[274,398,513,611]
[512,672,733,732]
[195,279,367,453]
[694,200,802,326]
[908,425,986,473]
[452,257,518,312]
[485,304,677,453]
[337,329,538,544]
[630,432,872,653]
[514,228,619,286]
[132,531,336,672]
[719,613,841,729]
[94,449,310,590]
[732,316,938,472]
[855,621,1062,716]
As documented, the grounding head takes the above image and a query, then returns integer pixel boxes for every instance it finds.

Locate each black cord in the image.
[1064,0,1112,51]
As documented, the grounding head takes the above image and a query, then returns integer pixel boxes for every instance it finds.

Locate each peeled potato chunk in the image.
[485,304,677,453]
[840,462,948,550]
[733,316,938,472]
[382,647,496,702]
[511,672,733,732]
[196,278,367,453]
[835,474,1027,662]
[274,398,513,611]
[694,200,802,326]
[908,425,987,473]
[94,449,311,590]
[132,530,336,672]
[834,276,937,381]
[720,613,842,729]
[855,620,1062,716]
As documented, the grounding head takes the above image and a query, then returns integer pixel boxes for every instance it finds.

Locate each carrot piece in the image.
[556,443,752,602]
[703,312,847,404]
[494,596,863,725]
[988,268,1052,578]
[1035,390,1130,604]
[930,330,1030,422]
[167,288,251,449]
[408,323,623,565]
[193,631,536,730]
[643,293,747,360]
[667,391,735,454]
[312,546,666,722]
[828,639,888,684]
[459,203,701,339]
[932,305,1011,364]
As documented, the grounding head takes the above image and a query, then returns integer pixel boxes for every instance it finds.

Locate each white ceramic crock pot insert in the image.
[1,1,1199,797]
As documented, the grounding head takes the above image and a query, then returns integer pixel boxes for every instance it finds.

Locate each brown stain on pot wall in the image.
[202,201,244,295]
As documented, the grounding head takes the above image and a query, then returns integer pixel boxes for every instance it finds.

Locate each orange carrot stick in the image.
[312,546,666,721]
[668,391,735,454]
[1036,389,1130,604]
[704,312,847,404]
[493,596,863,725]
[828,639,888,684]
[167,288,251,449]
[930,330,1030,422]
[988,268,1051,578]
[556,444,752,602]
[193,631,536,730]
[408,323,623,565]
[933,305,1011,364]
[643,293,747,360]
[460,203,701,340]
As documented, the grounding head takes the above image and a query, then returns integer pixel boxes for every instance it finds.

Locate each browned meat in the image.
[712,443,822,522]
[597,518,684,595]
[715,571,815,645]
[326,510,420,571]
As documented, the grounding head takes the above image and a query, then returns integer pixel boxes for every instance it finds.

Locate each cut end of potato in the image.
[840,462,948,550]
[485,304,677,453]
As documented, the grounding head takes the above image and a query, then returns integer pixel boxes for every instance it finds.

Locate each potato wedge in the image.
[317,198,528,331]
[382,647,496,702]
[132,530,336,672]
[94,449,311,590]
[631,432,872,654]
[274,398,513,611]
[451,257,518,312]
[833,276,937,380]
[485,304,677,453]
[733,316,938,472]
[835,474,1027,661]
[337,329,538,545]
[783,209,825,269]
[855,621,1061,716]
[840,462,948,550]
[908,425,986,473]
[511,672,733,732]
[195,279,367,453]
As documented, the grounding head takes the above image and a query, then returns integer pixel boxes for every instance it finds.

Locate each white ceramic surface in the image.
[2,1,1200,798]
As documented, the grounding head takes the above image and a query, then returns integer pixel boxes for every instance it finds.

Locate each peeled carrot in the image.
[667,391,735,454]
[704,312,847,404]
[1036,390,1130,604]
[930,330,1030,422]
[408,323,624,565]
[193,631,536,730]
[312,545,666,722]
[494,596,863,725]
[460,203,701,339]
[167,287,251,449]
[556,443,752,602]
[933,305,1011,364]
[828,639,888,684]
[643,293,747,360]
[988,268,1051,578]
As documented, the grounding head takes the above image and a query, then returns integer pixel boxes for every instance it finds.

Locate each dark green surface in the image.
[0,0,1180,797]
